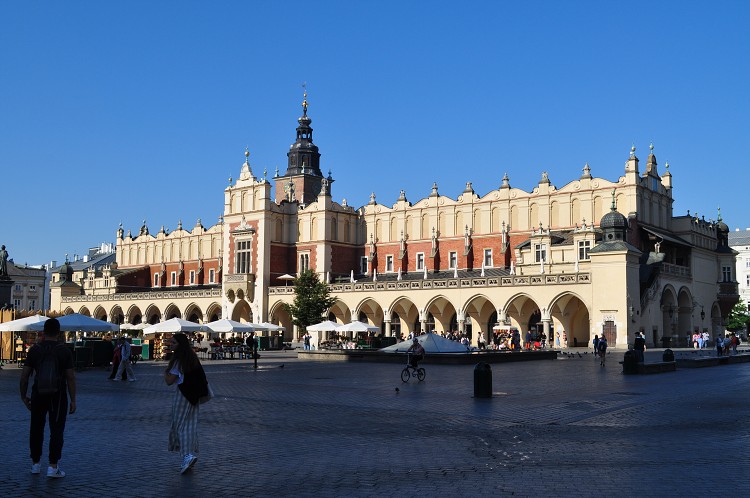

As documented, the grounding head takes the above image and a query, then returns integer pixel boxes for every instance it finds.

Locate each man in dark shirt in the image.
[633,331,646,363]
[19,318,76,478]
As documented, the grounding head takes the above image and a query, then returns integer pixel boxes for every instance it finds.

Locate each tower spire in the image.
[302,82,308,116]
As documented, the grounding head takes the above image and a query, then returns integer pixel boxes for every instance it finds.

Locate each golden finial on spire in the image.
[301,82,308,115]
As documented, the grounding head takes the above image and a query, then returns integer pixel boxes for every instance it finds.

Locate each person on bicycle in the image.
[406,338,425,368]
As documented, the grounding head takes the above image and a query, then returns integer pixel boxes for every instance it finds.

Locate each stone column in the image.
[384,311,392,337]
[542,319,551,346]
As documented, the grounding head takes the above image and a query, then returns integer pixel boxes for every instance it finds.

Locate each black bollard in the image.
[663,348,674,362]
[474,363,492,398]
[622,350,636,374]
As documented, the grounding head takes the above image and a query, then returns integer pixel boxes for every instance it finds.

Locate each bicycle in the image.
[401,353,426,382]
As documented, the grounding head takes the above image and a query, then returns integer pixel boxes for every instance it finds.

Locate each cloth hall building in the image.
[50,96,739,349]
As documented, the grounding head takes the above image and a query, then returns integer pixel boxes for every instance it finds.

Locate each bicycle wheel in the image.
[401,368,410,382]
[416,368,426,381]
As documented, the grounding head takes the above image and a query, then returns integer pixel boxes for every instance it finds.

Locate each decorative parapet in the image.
[662,263,691,279]
[62,288,222,302]
[269,272,594,295]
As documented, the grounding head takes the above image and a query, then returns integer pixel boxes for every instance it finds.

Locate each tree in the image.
[283,270,336,338]
[724,301,750,333]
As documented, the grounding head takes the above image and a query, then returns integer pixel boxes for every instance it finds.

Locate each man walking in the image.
[246,332,259,369]
[19,318,76,478]
[598,335,608,366]
[633,331,646,363]
[113,337,136,382]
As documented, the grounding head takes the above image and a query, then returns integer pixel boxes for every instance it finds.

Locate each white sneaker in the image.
[180,454,197,474]
[128,378,137,382]
[31,463,41,474]
[47,467,65,478]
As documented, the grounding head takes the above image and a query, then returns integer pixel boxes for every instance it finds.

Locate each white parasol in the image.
[28,313,119,333]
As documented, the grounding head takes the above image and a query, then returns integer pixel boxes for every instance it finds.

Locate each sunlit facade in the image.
[50,96,739,348]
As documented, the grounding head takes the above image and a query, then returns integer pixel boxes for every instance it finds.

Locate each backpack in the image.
[598,340,607,352]
[36,343,63,395]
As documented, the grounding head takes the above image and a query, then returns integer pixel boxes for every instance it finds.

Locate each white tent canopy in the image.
[143,318,209,338]
[27,313,119,333]
[120,322,149,331]
[379,332,471,353]
[205,319,254,335]
[335,321,380,334]
[306,320,339,332]
[305,320,340,348]
[251,322,285,332]
[0,315,49,331]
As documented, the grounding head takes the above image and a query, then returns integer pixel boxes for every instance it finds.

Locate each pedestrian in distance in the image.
[598,335,608,366]
[164,333,210,474]
[19,318,77,478]
[113,337,136,382]
[108,337,127,380]
[594,334,599,358]
[633,331,646,363]
[246,332,259,369]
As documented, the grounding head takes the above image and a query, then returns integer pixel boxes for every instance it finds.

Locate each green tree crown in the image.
[283,270,336,335]
[725,301,750,332]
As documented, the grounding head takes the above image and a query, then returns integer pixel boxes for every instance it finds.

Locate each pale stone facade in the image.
[729,229,750,309]
[7,262,47,312]
[49,99,738,349]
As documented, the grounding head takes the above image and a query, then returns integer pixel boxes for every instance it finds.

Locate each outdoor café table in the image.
[210,346,224,360]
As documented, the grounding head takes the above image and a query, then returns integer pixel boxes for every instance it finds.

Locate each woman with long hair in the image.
[164,333,209,474]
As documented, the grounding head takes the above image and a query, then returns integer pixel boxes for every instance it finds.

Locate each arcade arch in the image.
[206,303,222,323]
[144,305,162,324]
[93,306,107,321]
[389,297,419,337]
[231,300,251,323]
[184,303,204,323]
[356,298,384,333]
[269,302,292,342]
[504,293,543,336]
[110,305,124,325]
[463,294,494,343]
[424,296,458,336]
[549,292,590,348]
[164,304,182,320]
[126,305,143,325]
[328,299,352,324]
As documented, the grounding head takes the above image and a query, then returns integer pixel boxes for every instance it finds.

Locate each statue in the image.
[0,245,8,277]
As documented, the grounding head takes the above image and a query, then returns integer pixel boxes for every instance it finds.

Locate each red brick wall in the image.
[331,244,363,274]
[269,243,297,278]
[366,233,531,272]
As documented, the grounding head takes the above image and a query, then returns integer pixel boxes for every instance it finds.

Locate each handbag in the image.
[198,382,214,404]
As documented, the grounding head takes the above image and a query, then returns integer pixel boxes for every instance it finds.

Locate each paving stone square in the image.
[2,350,749,497]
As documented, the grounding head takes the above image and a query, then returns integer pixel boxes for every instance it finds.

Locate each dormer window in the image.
[535,244,547,263]
[578,240,591,261]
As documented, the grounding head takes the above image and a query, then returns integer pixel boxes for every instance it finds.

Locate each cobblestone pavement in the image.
[2,349,749,497]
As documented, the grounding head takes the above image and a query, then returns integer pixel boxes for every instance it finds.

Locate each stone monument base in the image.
[0,278,13,310]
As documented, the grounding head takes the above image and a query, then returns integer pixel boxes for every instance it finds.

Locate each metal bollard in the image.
[622,350,636,374]
[474,363,492,398]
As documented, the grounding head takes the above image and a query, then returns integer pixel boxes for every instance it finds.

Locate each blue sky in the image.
[1,1,748,266]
